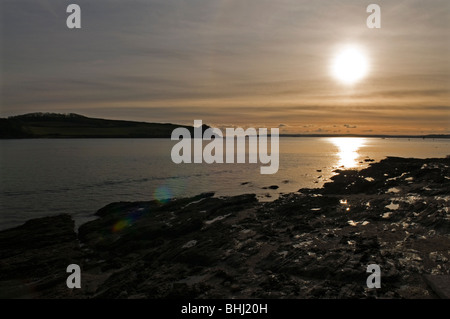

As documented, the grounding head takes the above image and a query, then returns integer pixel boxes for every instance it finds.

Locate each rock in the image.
[423,275,450,299]
[0,214,83,298]
[1,157,449,299]
[182,240,198,249]
[263,185,279,190]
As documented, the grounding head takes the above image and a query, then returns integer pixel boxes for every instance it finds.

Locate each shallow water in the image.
[0,137,449,230]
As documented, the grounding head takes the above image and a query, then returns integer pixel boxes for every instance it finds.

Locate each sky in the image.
[1,0,449,135]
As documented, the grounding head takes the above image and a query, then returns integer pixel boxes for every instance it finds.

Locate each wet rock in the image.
[263,185,279,190]
[0,214,83,298]
[1,157,449,299]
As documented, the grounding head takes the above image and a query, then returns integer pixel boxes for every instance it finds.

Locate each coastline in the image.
[0,156,449,298]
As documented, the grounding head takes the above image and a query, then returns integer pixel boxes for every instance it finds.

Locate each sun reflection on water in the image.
[329,137,366,168]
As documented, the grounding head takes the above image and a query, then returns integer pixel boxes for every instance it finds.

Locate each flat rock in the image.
[1,157,449,299]
[423,275,450,299]
[0,214,83,298]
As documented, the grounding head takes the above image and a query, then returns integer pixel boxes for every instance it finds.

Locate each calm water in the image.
[0,137,449,230]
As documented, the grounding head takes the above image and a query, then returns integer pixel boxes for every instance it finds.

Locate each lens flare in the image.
[154,185,173,204]
[111,207,145,232]
[112,218,132,232]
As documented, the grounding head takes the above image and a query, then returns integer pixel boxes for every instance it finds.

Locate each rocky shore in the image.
[0,157,449,299]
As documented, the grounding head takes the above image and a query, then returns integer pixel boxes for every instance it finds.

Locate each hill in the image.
[0,113,208,138]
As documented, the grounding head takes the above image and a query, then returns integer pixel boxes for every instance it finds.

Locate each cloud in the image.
[1,0,449,134]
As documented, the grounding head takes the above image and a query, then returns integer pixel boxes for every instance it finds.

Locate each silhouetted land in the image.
[0,113,448,139]
[0,113,208,138]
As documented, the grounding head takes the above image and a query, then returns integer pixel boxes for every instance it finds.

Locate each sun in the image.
[332,46,369,85]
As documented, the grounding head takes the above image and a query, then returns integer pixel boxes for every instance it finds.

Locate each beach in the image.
[0,156,449,299]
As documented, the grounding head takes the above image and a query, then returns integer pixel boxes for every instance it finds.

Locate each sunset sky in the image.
[1,0,449,134]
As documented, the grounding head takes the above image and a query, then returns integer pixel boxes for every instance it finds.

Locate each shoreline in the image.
[0,156,449,298]
[2,135,450,140]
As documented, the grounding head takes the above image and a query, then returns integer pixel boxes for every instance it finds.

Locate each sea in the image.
[0,137,449,230]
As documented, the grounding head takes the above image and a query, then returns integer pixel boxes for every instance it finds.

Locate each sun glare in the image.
[332,46,369,85]
[329,137,366,168]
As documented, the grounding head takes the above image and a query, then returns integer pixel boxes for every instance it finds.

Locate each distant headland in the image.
[0,113,209,139]
[0,112,448,139]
